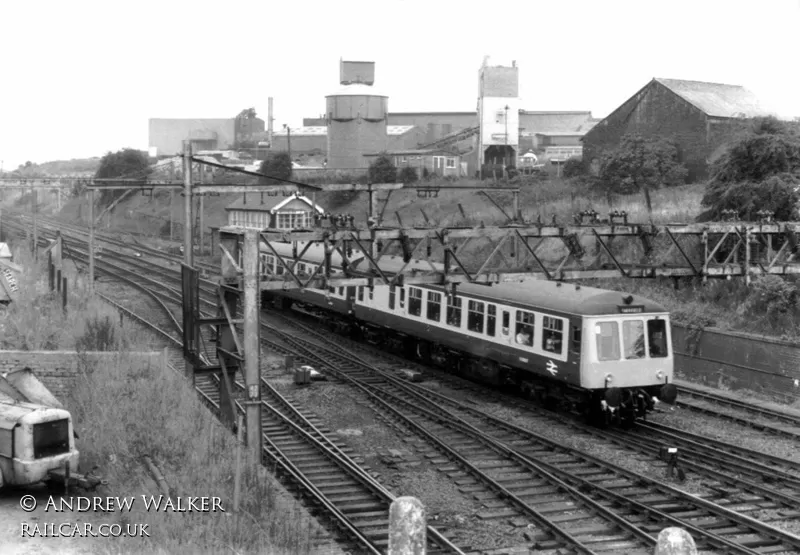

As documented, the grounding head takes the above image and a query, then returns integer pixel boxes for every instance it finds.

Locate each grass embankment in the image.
[1,242,325,554]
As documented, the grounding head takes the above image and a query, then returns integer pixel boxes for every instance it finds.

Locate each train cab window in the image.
[501,311,510,335]
[446,295,462,327]
[486,305,496,337]
[648,319,668,358]
[427,291,442,322]
[622,320,645,359]
[389,287,396,309]
[515,311,535,346]
[467,300,485,333]
[408,288,423,316]
[571,326,582,352]
[399,288,405,309]
[595,321,620,361]
[357,286,364,302]
[542,316,563,354]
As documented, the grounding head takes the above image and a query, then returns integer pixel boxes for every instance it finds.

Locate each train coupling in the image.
[47,466,107,491]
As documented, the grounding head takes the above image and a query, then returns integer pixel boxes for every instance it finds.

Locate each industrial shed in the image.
[581,78,775,182]
[364,149,465,178]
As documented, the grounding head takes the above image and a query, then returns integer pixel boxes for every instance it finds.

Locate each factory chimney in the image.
[268,97,274,148]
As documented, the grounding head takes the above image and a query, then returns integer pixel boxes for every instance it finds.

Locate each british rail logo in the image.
[22,495,225,513]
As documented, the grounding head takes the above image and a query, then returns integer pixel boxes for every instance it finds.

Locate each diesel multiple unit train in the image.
[226,229,678,425]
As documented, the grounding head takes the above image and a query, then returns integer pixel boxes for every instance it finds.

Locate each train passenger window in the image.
[297,263,306,275]
[467,300,485,333]
[487,305,496,337]
[515,311,534,346]
[427,291,441,322]
[446,296,462,327]
[400,288,405,309]
[369,287,374,300]
[622,320,645,359]
[409,288,423,316]
[571,326,582,351]
[542,316,563,354]
[595,322,620,361]
[357,286,364,302]
[648,319,668,358]
[338,287,344,296]
[276,265,284,275]
[501,311,510,335]
[327,286,336,294]
[389,287,396,309]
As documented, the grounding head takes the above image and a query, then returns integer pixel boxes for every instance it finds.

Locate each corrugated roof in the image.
[519,111,593,135]
[273,125,415,136]
[364,149,460,157]
[655,78,774,118]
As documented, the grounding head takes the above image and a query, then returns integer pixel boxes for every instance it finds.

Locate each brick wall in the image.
[582,80,710,182]
[0,350,166,401]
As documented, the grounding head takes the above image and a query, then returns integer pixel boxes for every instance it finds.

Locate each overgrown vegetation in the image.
[368,153,397,183]
[0,239,326,554]
[259,152,293,185]
[398,166,418,184]
[596,133,688,214]
[95,149,153,207]
[699,116,800,221]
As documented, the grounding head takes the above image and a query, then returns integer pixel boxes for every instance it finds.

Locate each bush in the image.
[398,166,418,184]
[562,157,586,179]
[744,275,798,316]
[75,314,117,352]
[368,153,397,183]
[698,173,800,221]
[95,149,152,206]
[259,152,293,185]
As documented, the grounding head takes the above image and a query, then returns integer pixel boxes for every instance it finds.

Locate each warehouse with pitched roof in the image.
[581,78,776,182]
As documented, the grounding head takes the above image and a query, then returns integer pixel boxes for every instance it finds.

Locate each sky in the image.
[1,0,799,171]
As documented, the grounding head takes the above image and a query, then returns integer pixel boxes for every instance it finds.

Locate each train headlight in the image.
[604,373,613,386]
[656,370,664,380]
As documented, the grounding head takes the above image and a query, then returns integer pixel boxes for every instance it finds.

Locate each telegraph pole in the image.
[183,140,193,267]
[31,185,38,259]
[169,160,175,241]
[88,189,95,294]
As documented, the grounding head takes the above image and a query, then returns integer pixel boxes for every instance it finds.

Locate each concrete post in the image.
[243,229,261,464]
[183,140,193,267]
[88,189,95,294]
[654,527,697,555]
[389,496,426,555]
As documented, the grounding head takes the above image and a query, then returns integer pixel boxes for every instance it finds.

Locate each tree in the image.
[699,117,800,221]
[368,153,396,183]
[598,134,688,214]
[562,157,586,179]
[95,148,151,205]
[259,152,292,185]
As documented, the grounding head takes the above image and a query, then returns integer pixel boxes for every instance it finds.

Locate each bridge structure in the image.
[7,139,800,467]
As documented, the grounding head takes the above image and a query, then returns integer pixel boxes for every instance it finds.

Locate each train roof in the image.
[455,280,668,316]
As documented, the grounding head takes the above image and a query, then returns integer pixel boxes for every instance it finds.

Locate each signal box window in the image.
[622,320,645,359]
[357,287,364,302]
[467,300,485,333]
[501,311,510,335]
[446,296,462,328]
[515,311,534,346]
[486,305,496,337]
[542,316,563,353]
[648,319,668,358]
[595,321,620,361]
[409,288,422,317]
[389,287,396,309]
[427,291,442,322]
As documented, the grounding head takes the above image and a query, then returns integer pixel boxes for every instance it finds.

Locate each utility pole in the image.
[169,160,175,241]
[31,185,38,259]
[183,140,193,267]
[88,189,95,294]
[243,228,262,464]
[284,124,292,161]
[198,162,205,256]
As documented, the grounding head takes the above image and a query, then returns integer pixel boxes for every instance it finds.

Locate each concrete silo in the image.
[326,60,388,170]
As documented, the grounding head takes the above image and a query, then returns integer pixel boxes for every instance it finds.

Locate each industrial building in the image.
[148,109,266,156]
[581,78,775,182]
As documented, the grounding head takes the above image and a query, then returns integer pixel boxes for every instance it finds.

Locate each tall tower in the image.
[326,60,388,170]
[477,58,520,174]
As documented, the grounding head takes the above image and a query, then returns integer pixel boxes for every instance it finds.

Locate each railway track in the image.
[258,314,800,555]
[6,214,800,552]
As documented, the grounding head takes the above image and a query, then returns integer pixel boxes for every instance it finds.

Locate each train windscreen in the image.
[33,419,70,459]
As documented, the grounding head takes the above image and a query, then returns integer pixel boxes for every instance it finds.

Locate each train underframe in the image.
[266,294,673,427]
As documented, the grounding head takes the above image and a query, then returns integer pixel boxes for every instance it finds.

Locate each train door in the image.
[346,286,356,304]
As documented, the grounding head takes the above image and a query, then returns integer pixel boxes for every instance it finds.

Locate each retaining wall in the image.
[0,350,167,399]
[672,324,800,399]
